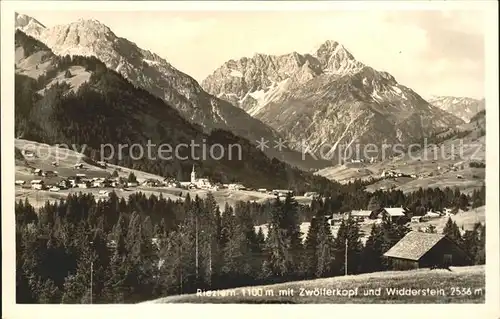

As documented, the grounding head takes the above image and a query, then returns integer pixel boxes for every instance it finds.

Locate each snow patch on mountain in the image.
[229,69,243,77]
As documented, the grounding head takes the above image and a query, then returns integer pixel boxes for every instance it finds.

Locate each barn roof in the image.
[383,231,445,261]
[383,207,406,216]
[350,210,372,217]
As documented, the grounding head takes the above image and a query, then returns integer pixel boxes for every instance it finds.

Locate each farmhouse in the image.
[348,210,373,221]
[42,170,57,177]
[58,180,71,189]
[92,180,105,188]
[142,179,161,187]
[164,178,181,188]
[33,168,43,176]
[74,163,84,169]
[228,183,246,191]
[372,207,407,223]
[24,151,35,158]
[304,191,319,198]
[31,180,44,190]
[272,189,293,197]
[97,161,108,168]
[383,231,471,270]
[425,211,441,219]
[99,190,111,197]
[411,216,424,223]
[77,182,89,188]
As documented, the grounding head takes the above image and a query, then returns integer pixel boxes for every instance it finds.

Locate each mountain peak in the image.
[15,12,46,38]
[312,40,363,75]
[15,12,46,29]
[66,18,115,36]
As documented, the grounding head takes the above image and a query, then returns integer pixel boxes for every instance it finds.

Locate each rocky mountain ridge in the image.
[202,41,465,159]
[427,95,485,123]
[15,13,325,170]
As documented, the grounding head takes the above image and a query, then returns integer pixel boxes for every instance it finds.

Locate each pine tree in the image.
[281,193,303,273]
[474,223,485,264]
[426,224,437,233]
[127,172,137,183]
[462,228,479,264]
[332,215,363,275]
[38,278,61,303]
[256,227,266,252]
[315,216,335,278]
[443,217,462,245]
[302,216,320,277]
[262,197,292,278]
[367,196,382,211]
[361,224,385,272]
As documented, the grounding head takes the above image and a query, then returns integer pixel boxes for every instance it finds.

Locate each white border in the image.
[2,1,499,318]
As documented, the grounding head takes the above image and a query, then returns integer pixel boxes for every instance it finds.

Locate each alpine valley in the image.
[14,28,341,192]
[14,13,324,171]
[14,12,482,185]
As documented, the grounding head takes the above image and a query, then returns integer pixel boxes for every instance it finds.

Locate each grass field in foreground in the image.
[145,265,485,304]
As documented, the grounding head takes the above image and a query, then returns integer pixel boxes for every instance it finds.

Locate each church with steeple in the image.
[188,165,213,189]
[191,165,197,184]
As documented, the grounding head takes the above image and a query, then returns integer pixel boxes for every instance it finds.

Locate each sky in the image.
[21,9,486,99]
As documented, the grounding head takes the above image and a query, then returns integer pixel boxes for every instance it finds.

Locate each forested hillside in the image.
[16,187,485,303]
[15,30,337,192]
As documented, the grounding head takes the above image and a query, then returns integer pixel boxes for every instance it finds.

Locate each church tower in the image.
[190,165,196,183]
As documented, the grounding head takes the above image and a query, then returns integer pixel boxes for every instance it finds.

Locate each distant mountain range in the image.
[16,12,480,169]
[14,13,324,170]
[14,29,339,191]
[202,41,466,159]
[426,96,485,123]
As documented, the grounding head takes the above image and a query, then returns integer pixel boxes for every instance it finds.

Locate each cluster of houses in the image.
[320,207,472,269]
[380,170,417,179]
[175,166,243,191]
[347,207,408,224]
[18,164,322,201]
[322,207,455,227]
[346,157,378,164]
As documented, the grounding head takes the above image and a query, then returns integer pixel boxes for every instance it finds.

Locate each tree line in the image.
[16,185,485,304]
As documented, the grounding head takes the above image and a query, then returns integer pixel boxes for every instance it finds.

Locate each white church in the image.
[180,165,217,190]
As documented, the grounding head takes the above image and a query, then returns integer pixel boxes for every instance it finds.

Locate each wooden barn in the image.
[383,231,471,270]
[372,207,408,223]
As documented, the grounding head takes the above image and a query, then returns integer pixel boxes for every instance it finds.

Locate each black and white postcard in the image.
[2,1,499,318]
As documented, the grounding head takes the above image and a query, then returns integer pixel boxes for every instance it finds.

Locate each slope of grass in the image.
[145,265,485,304]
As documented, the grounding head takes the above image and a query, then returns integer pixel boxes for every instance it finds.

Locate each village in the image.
[15,157,318,200]
[16,149,480,237]
[14,144,486,304]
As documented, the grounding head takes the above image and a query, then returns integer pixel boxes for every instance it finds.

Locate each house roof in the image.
[350,210,372,217]
[383,231,445,261]
[383,207,406,216]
